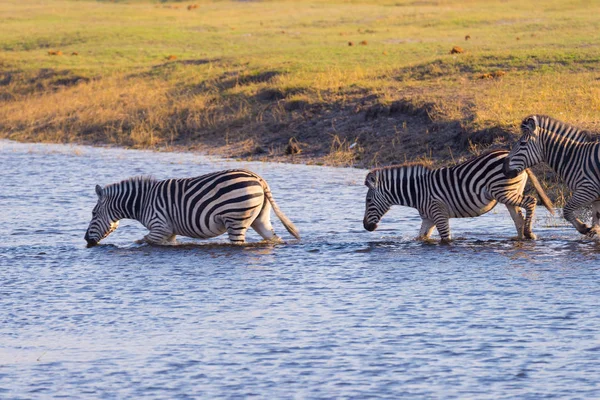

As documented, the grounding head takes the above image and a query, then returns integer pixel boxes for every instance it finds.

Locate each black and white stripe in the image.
[363,150,553,242]
[84,169,300,246]
[504,114,600,237]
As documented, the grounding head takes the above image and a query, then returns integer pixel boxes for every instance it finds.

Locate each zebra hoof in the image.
[270,236,285,244]
[524,232,537,240]
[585,226,600,238]
[580,224,593,235]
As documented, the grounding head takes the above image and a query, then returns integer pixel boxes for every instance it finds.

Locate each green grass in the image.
[2,0,598,75]
[1,0,599,170]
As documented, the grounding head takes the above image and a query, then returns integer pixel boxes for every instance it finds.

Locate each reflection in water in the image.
[1,140,600,399]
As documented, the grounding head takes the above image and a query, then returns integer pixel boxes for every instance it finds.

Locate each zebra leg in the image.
[517,196,537,240]
[563,190,599,237]
[496,190,537,239]
[222,218,249,244]
[504,204,527,240]
[592,200,600,227]
[430,203,452,243]
[142,230,176,245]
[417,218,436,240]
[251,200,283,243]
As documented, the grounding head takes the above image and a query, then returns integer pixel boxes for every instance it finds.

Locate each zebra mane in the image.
[105,175,157,190]
[372,162,433,174]
[368,163,432,187]
[524,114,596,143]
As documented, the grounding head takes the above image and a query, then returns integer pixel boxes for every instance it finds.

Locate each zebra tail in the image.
[525,169,555,215]
[261,181,301,240]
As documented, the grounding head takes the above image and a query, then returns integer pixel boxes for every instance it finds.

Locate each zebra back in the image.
[523,114,596,143]
[368,150,526,217]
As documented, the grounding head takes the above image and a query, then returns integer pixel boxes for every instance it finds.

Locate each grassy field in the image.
[1,0,599,174]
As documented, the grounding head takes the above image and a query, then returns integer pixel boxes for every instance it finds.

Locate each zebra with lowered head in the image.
[363,150,554,243]
[504,114,600,238]
[84,169,300,247]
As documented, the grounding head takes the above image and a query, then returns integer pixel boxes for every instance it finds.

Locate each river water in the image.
[1,140,599,399]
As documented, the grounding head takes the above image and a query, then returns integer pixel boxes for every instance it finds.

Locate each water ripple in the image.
[1,140,600,398]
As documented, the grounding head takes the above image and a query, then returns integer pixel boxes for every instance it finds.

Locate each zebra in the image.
[84,169,300,247]
[504,114,600,238]
[363,150,554,243]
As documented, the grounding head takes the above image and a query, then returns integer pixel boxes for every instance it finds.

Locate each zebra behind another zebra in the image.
[363,150,554,243]
[84,169,300,247]
[504,114,600,238]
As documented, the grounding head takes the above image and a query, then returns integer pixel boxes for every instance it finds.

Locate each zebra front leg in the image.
[563,190,599,237]
[417,218,436,241]
[592,200,600,227]
[140,231,176,245]
[591,201,600,241]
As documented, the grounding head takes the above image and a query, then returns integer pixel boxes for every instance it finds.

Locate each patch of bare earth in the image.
[187,89,513,169]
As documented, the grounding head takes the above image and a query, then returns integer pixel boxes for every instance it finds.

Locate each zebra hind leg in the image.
[505,204,527,240]
[519,196,537,240]
[251,201,283,243]
[224,222,249,244]
[501,194,537,240]
[430,204,452,243]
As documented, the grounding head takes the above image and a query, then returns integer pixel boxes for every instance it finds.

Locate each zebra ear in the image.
[522,116,537,133]
[95,185,103,198]
[365,173,377,189]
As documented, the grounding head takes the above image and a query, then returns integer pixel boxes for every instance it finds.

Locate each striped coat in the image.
[364,150,553,242]
[84,169,300,246]
[504,114,600,237]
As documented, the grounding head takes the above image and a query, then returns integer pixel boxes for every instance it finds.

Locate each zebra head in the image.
[84,184,119,247]
[363,171,391,232]
[504,115,544,179]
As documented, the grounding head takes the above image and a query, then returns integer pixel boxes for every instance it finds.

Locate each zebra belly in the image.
[171,219,227,239]
[447,198,497,218]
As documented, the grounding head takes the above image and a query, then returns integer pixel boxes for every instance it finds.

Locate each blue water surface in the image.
[1,140,599,399]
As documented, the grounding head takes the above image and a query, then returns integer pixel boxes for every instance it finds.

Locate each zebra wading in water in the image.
[504,114,600,238]
[363,150,554,243]
[84,169,300,247]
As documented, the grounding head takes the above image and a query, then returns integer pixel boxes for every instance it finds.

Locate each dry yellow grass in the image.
[473,74,600,130]
[1,0,599,173]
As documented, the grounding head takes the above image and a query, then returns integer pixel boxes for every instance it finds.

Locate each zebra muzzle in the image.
[363,218,377,232]
[84,232,98,247]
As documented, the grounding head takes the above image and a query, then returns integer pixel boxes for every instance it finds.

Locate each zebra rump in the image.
[84,169,300,246]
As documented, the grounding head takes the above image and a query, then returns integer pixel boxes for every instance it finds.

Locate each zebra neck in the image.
[387,170,427,208]
[114,179,152,221]
[541,132,586,181]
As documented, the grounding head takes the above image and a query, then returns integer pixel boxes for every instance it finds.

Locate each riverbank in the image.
[1,0,599,201]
